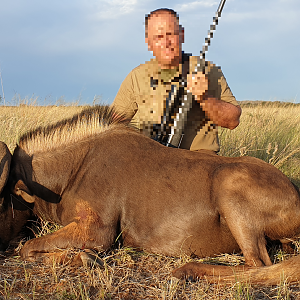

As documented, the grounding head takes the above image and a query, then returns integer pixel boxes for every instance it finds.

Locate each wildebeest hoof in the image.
[172,262,204,281]
[74,249,104,268]
[19,240,35,260]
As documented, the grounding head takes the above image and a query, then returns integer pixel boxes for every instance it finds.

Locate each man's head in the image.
[145,8,184,69]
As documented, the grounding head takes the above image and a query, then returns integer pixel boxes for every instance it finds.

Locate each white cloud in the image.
[88,0,138,20]
[175,1,218,12]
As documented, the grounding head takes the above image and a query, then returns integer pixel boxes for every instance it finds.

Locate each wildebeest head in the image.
[0,141,12,251]
[0,142,11,197]
[0,106,132,252]
[0,142,33,252]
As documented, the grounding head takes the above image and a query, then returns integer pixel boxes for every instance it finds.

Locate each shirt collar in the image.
[147,55,183,84]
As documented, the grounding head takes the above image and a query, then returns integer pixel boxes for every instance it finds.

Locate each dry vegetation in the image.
[1,102,300,299]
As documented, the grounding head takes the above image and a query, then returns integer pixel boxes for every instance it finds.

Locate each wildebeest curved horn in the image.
[0,142,11,196]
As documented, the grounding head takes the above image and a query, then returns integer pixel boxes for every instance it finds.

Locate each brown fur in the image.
[1,105,300,285]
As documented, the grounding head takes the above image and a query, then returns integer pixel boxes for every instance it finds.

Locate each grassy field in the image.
[1,102,300,299]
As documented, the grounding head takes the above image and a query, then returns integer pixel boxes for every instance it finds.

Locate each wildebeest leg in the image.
[172,262,254,281]
[28,249,104,267]
[172,230,269,281]
[19,219,114,265]
[214,179,272,267]
[173,189,272,281]
[172,228,270,281]
[172,221,270,281]
[172,226,272,282]
[225,224,271,267]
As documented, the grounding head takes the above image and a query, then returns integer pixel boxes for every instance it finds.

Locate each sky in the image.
[0,0,299,105]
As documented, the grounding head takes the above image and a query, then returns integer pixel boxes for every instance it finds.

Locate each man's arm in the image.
[111,71,138,121]
[187,71,241,129]
[199,97,241,129]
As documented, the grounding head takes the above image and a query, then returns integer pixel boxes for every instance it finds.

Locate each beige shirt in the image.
[112,54,238,152]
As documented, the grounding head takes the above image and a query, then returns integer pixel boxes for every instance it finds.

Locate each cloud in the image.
[88,0,138,20]
[0,0,144,57]
[174,1,218,12]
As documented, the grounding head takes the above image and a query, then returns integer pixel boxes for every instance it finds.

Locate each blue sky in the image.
[0,0,299,105]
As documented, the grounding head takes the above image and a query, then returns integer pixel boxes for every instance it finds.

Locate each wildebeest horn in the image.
[0,142,11,196]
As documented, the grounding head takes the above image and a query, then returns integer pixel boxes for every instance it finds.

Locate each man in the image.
[112,8,241,152]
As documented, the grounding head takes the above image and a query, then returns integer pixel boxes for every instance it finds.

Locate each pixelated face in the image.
[146,12,184,69]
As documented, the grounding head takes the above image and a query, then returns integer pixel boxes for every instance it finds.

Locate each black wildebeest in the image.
[1,106,300,285]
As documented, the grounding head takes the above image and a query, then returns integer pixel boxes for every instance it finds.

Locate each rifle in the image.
[151,0,227,147]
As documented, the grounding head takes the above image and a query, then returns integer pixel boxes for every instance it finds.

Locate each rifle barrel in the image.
[199,0,227,64]
[217,0,227,16]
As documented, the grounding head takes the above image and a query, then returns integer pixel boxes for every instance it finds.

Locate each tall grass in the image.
[1,102,300,299]
[219,102,300,185]
[0,105,84,151]
[1,102,300,183]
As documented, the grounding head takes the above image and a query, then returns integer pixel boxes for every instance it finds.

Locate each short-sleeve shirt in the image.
[112,53,238,152]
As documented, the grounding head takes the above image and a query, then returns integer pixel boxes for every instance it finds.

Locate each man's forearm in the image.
[199,96,241,129]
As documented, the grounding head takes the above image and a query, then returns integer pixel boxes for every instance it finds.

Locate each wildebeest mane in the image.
[19,105,132,155]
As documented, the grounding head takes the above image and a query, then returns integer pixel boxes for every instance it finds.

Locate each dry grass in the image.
[1,102,300,299]
[219,102,300,185]
[0,105,84,152]
[2,237,300,299]
[19,106,121,156]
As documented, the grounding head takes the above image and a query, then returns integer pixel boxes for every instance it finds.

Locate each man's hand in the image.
[186,71,241,130]
[187,72,208,102]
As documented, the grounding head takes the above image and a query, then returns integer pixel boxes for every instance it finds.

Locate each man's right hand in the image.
[187,72,208,102]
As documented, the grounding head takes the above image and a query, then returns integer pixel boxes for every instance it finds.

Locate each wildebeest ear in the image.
[0,142,11,195]
[14,180,35,203]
